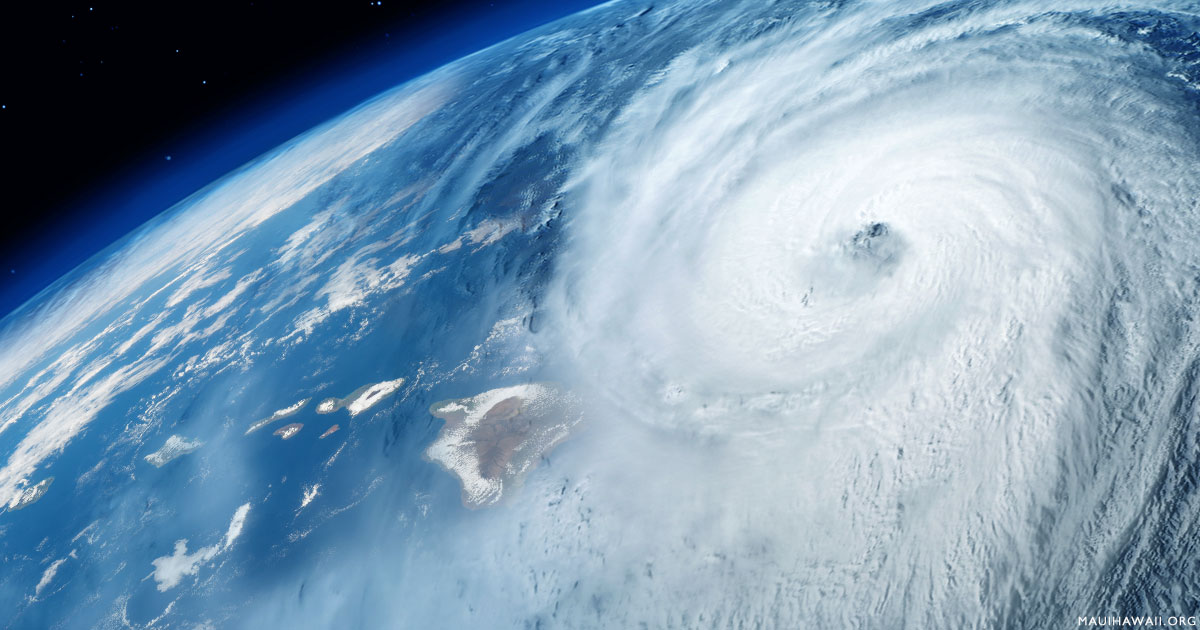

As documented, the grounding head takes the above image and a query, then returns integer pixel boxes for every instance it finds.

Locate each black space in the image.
[0,0,593,317]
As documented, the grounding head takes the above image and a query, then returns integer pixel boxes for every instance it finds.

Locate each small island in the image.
[6,476,53,511]
[273,423,303,440]
[245,398,310,435]
[316,378,404,417]
[145,435,204,467]
[424,383,581,509]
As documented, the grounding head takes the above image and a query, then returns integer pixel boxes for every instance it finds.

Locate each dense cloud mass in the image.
[1,0,1199,628]
[542,2,1200,626]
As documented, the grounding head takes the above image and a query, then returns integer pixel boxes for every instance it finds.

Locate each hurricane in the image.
[545,0,1200,625]
[1,0,1199,628]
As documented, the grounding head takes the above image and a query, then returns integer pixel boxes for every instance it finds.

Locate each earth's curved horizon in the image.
[2,0,1200,628]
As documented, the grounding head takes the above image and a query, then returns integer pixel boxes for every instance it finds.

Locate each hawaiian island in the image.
[6,476,54,511]
[273,423,303,440]
[144,435,204,467]
[245,398,309,435]
[424,383,581,509]
[316,378,405,417]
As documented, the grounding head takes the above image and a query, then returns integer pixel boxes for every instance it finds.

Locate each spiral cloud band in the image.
[2,0,1200,627]
[536,0,1200,626]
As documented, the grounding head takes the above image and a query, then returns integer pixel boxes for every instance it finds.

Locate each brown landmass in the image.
[425,383,581,508]
[473,397,535,480]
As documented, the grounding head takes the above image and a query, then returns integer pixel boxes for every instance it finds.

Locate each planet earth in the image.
[3,0,1200,628]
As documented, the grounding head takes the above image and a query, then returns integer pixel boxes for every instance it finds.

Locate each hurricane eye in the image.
[846,221,902,270]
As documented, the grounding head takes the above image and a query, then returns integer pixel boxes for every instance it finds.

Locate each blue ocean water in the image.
[1,1,1199,628]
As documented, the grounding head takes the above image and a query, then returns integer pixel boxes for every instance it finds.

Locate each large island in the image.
[425,383,581,509]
